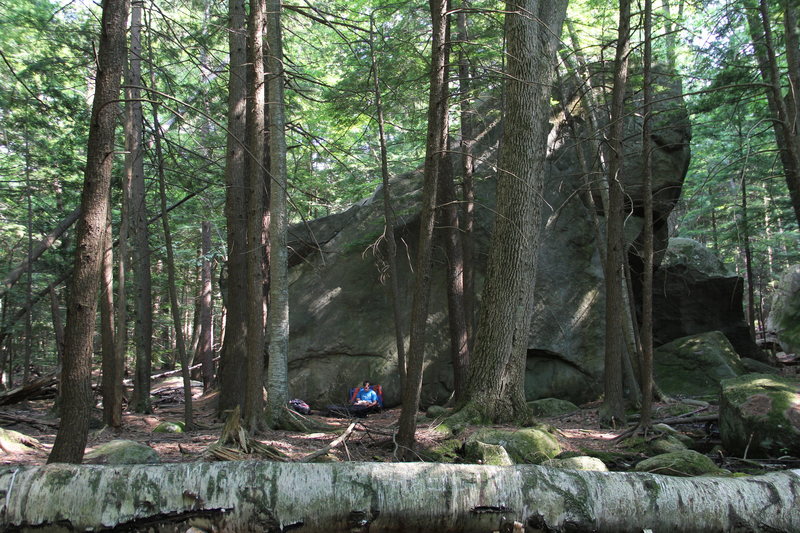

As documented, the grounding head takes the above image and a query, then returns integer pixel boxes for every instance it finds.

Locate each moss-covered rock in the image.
[463,441,513,466]
[634,450,723,477]
[650,435,689,454]
[527,398,579,418]
[426,405,448,419]
[719,373,800,458]
[544,456,608,472]
[468,427,561,464]
[153,421,185,433]
[84,440,160,465]
[654,331,745,397]
[424,439,463,463]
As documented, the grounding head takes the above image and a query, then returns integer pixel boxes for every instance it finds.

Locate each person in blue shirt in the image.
[353,381,378,407]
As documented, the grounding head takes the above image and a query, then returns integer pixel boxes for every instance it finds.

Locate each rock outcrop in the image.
[766,264,800,354]
[651,238,762,359]
[286,70,691,408]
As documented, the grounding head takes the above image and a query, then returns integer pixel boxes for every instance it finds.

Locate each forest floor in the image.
[0,375,731,471]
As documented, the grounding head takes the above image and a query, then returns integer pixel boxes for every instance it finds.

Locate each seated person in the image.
[327,380,382,418]
[352,381,379,408]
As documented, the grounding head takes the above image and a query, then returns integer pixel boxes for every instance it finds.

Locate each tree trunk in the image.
[3,462,798,532]
[639,0,654,428]
[457,4,476,348]
[48,286,64,366]
[100,202,122,428]
[370,14,406,393]
[47,0,129,464]
[265,0,290,428]
[244,0,267,432]
[436,147,469,404]
[126,0,153,414]
[396,0,449,455]
[600,0,631,428]
[744,0,800,227]
[153,100,194,429]
[459,0,567,424]
[218,0,249,415]
[198,221,214,391]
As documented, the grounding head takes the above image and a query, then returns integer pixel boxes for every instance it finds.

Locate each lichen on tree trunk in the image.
[2,462,798,532]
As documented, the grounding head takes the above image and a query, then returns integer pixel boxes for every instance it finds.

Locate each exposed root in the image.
[205,407,286,461]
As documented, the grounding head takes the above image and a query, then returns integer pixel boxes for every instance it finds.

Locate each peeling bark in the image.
[1,462,798,532]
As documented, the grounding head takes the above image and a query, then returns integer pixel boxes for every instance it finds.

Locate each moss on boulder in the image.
[463,441,514,466]
[84,440,160,465]
[527,398,579,418]
[544,456,608,472]
[153,421,185,433]
[719,373,800,457]
[467,427,561,464]
[654,331,744,397]
[424,439,463,463]
[634,450,723,477]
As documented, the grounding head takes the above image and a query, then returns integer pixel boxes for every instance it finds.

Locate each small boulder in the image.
[153,421,185,433]
[634,450,722,477]
[654,331,744,397]
[719,373,800,457]
[527,398,579,418]
[650,435,689,454]
[468,427,561,464]
[463,441,514,466]
[544,456,608,472]
[84,440,160,465]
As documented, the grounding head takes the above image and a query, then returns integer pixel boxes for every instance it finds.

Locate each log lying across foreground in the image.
[1,461,798,532]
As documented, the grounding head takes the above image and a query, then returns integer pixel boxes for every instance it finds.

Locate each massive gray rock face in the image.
[286,72,691,408]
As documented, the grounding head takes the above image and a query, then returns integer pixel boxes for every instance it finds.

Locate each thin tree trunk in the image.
[100,201,122,428]
[437,144,469,404]
[396,0,450,456]
[152,93,194,429]
[369,14,406,393]
[265,0,290,428]
[640,0,655,429]
[218,0,249,415]
[745,0,800,227]
[600,0,631,428]
[244,0,267,432]
[49,286,64,365]
[5,463,799,532]
[199,221,214,391]
[47,0,129,464]
[126,0,152,414]
[457,4,476,347]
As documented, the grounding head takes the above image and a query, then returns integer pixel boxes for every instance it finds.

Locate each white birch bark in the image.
[2,462,797,532]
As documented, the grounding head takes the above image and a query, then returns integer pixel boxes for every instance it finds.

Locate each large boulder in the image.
[766,265,800,355]
[719,373,800,458]
[286,69,691,408]
[84,440,160,465]
[652,238,761,359]
[653,331,745,397]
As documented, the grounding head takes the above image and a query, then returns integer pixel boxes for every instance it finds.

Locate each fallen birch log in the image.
[0,461,797,532]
